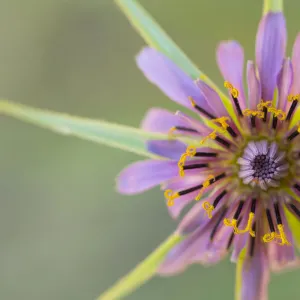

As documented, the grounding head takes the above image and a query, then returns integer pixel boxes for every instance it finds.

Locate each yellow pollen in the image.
[200,130,217,145]
[202,201,214,219]
[211,116,230,132]
[267,107,286,120]
[224,81,239,98]
[262,225,291,246]
[288,94,300,102]
[242,109,265,119]
[257,100,272,110]
[195,175,215,201]
[224,212,255,237]
[168,126,177,138]
[177,146,197,177]
[276,224,291,246]
[164,189,180,207]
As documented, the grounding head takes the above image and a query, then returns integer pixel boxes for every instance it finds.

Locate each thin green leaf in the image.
[0,100,172,158]
[115,0,241,131]
[263,0,283,15]
[98,233,183,300]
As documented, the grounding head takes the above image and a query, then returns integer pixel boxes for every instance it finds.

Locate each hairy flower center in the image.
[237,140,288,190]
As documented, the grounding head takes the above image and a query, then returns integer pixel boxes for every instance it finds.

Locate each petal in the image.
[137,47,215,115]
[141,108,185,133]
[255,12,286,100]
[238,246,270,300]
[291,33,300,95]
[117,160,178,194]
[277,58,293,110]
[196,80,229,117]
[247,61,261,110]
[146,140,186,160]
[216,41,246,109]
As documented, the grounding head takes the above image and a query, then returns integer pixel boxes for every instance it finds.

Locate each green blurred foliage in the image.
[0,0,300,299]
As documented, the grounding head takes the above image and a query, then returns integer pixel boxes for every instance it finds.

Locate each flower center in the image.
[237,140,289,190]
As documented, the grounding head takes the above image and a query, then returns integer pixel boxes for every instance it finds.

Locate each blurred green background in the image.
[1,0,300,299]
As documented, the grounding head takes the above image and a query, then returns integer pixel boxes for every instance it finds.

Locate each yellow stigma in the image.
[224,81,239,98]
[276,224,291,246]
[188,96,197,107]
[168,126,177,138]
[224,212,255,237]
[164,189,180,207]
[177,146,197,177]
[200,130,217,145]
[262,225,291,246]
[211,116,230,132]
[242,109,265,119]
[288,94,300,102]
[202,201,214,219]
[267,107,286,120]
[195,175,214,201]
[257,100,272,110]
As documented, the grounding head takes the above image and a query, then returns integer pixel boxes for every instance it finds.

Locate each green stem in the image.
[263,0,283,14]
[98,233,183,300]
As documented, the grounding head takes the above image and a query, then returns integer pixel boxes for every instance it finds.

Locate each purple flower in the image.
[117,10,300,299]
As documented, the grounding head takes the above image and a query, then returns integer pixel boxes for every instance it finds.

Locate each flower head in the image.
[117,7,300,300]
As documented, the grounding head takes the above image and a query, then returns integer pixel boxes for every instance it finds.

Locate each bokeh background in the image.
[1,0,300,299]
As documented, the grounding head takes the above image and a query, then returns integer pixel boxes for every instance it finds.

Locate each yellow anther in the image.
[211,116,230,132]
[164,189,180,207]
[288,94,300,102]
[267,107,286,121]
[242,109,265,119]
[276,224,291,246]
[202,201,215,219]
[234,213,256,237]
[262,231,277,243]
[200,130,217,145]
[224,218,238,227]
[224,213,255,237]
[195,175,214,201]
[224,81,239,98]
[188,96,196,107]
[177,146,197,177]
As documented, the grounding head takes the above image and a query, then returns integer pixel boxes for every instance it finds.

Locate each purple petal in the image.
[277,58,293,110]
[291,33,300,95]
[158,227,210,275]
[117,160,178,195]
[216,41,246,109]
[146,140,186,160]
[137,47,215,115]
[247,61,261,110]
[240,243,270,300]
[255,12,286,100]
[196,80,229,116]
[141,108,185,133]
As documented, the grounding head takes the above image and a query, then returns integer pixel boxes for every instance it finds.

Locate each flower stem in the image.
[263,0,283,14]
[98,233,183,300]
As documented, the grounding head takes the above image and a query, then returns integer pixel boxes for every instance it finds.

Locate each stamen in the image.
[276,224,291,246]
[294,183,300,192]
[194,152,218,157]
[195,174,215,201]
[286,94,299,121]
[212,190,227,208]
[215,136,231,148]
[183,163,208,171]
[242,109,264,119]
[224,81,243,117]
[178,146,197,177]
[200,130,217,145]
[211,116,237,138]
[289,203,300,218]
[250,115,256,128]
[164,173,226,206]
[188,96,216,119]
[262,208,276,242]
[249,222,256,256]
[164,190,180,207]
[223,200,244,230]
[169,126,199,137]
[202,201,214,219]
[210,207,228,241]
[287,124,300,141]
[257,100,272,123]
[226,219,242,250]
